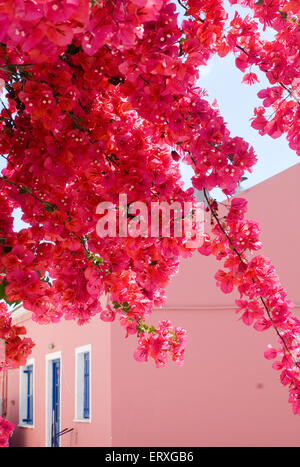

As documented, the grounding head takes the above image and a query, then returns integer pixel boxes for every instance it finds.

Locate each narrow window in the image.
[83,352,90,419]
[19,361,34,426]
[75,345,91,421]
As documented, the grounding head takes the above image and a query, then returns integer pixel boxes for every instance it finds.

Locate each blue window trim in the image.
[51,359,60,447]
[22,364,33,424]
[83,352,90,419]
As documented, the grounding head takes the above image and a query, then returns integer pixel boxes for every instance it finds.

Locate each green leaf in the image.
[44,202,58,212]
[93,256,103,265]
[279,10,288,20]
[0,281,6,300]
[4,298,21,307]
[0,280,19,306]
[108,76,125,86]
[19,186,30,194]
[65,43,81,55]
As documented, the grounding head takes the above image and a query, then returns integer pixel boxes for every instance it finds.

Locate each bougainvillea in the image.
[0,0,299,445]
[0,416,15,448]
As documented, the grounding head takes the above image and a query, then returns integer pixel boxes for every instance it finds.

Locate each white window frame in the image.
[18,358,35,428]
[74,344,91,423]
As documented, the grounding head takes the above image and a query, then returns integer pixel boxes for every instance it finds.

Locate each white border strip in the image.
[74,344,92,423]
[45,351,62,447]
[18,357,35,429]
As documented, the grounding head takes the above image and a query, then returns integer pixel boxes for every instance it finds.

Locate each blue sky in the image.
[180,51,300,194]
[178,2,300,194]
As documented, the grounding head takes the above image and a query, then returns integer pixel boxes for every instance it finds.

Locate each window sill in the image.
[73,418,92,423]
[18,423,34,429]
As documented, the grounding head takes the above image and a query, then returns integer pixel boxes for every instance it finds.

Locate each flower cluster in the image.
[0,416,15,448]
[0,0,298,423]
[134,319,187,367]
[226,0,300,153]
[0,303,34,370]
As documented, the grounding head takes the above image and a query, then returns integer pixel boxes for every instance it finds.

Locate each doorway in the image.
[46,352,61,447]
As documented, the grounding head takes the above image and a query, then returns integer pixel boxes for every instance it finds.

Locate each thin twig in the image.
[203,188,300,369]
[0,177,57,211]
[236,45,300,106]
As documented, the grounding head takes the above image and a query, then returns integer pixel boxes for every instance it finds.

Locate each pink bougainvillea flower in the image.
[0,417,15,447]
[242,73,259,85]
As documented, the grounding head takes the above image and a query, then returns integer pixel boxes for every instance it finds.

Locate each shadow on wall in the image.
[10,426,26,448]
[10,426,78,447]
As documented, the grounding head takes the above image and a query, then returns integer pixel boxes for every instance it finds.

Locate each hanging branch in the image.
[203,188,300,369]
[0,176,58,212]
[235,45,300,106]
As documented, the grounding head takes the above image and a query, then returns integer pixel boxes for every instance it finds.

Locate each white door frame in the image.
[45,351,62,447]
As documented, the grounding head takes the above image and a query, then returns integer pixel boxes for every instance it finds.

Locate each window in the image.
[19,359,34,427]
[75,345,91,421]
[45,351,62,447]
[83,352,90,419]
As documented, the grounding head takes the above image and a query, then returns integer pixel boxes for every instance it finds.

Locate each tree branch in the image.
[203,188,299,369]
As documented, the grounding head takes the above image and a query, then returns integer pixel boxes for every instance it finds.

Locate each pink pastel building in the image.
[1,163,300,447]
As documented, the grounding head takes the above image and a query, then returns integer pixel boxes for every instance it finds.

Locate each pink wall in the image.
[5,313,112,447]
[111,306,300,447]
[110,164,300,447]
[3,163,300,447]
